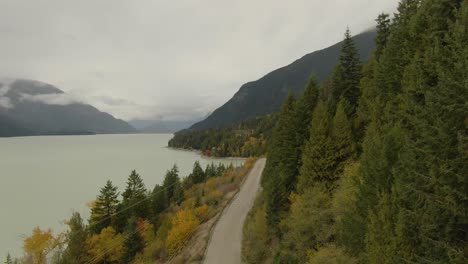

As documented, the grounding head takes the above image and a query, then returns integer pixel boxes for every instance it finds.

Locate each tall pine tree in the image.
[331,99,356,172]
[355,13,392,141]
[374,13,391,60]
[189,161,206,185]
[89,180,119,234]
[151,184,167,217]
[293,75,320,168]
[263,92,297,230]
[296,100,336,193]
[330,29,362,116]
[122,170,149,220]
[162,164,180,205]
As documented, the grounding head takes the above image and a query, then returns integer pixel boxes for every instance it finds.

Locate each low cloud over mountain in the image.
[0,79,136,137]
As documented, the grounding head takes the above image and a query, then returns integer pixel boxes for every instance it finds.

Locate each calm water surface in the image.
[0,134,242,258]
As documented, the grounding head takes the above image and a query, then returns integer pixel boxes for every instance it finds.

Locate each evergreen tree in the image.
[355,12,392,140]
[296,101,336,193]
[216,163,226,176]
[121,170,149,221]
[4,254,12,264]
[262,92,296,187]
[89,180,119,234]
[330,29,362,116]
[151,184,167,216]
[365,193,397,264]
[375,13,391,60]
[331,99,356,172]
[263,92,298,229]
[62,212,88,263]
[263,84,319,232]
[339,2,422,256]
[122,217,145,263]
[294,75,320,143]
[172,177,184,205]
[375,0,420,99]
[162,165,179,204]
[341,2,422,254]
[342,124,404,257]
[355,56,378,142]
[192,161,206,184]
[293,75,320,168]
[205,163,217,178]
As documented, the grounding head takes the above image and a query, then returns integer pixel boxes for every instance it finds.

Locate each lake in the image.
[0,134,242,258]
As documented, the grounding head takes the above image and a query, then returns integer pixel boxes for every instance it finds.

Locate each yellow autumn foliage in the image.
[195,204,210,221]
[204,177,218,191]
[181,196,196,209]
[85,226,124,263]
[241,135,267,157]
[23,227,56,264]
[166,209,200,256]
[244,157,256,169]
[204,189,223,205]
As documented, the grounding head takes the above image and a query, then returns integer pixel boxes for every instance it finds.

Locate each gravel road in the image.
[204,158,266,264]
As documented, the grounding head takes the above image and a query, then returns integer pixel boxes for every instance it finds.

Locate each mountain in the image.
[129,119,198,134]
[190,30,376,130]
[0,79,136,137]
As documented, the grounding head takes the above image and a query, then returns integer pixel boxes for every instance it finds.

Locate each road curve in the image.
[204,158,266,264]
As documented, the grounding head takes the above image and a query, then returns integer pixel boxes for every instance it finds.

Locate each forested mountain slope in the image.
[190,30,376,130]
[243,1,468,263]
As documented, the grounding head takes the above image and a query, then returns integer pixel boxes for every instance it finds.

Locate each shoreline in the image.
[166,146,247,161]
[0,132,168,139]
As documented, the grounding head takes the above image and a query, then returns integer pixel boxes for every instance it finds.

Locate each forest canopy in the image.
[243,0,468,263]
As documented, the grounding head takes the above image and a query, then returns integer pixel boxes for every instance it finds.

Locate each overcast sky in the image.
[0,0,399,121]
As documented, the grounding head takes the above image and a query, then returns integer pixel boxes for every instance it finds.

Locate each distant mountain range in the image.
[1,31,377,137]
[190,30,376,130]
[129,119,198,134]
[0,79,136,137]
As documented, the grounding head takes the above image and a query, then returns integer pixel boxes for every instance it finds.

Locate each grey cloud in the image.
[0,97,13,109]
[0,79,14,96]
[19,93,81,105]
[90,96,139,107]
[84,95,207,122]
[0,80,14,108]
[0,0,399,120]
